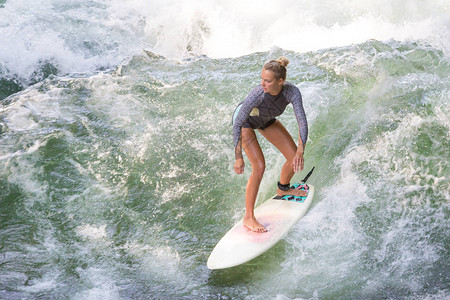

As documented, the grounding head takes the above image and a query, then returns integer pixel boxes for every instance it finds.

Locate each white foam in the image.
[122,242,180,264]
[0,140,46,161]
[21,275,58,294]
[72,267,120,300]
[137,0,450,58]
[76,224,109,242]
[1,0,449,81]
[158,181,192,204]
[1,87,67,131]
[120,241,185,286]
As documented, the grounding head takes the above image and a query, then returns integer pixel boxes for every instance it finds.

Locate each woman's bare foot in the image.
[243,215,267,232]
[277,187,307,197]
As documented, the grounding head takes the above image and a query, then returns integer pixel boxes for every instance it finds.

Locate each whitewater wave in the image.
[0,1,449,298]
[0,0,449,98]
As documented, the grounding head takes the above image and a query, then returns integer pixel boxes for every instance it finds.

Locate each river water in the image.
[1,0,449,299]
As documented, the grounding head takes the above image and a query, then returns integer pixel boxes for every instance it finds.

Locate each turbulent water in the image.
[1,0,449,299]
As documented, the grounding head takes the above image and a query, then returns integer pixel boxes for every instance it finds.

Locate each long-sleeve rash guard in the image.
[232,82,308,156]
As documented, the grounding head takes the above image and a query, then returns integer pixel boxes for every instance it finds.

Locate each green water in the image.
[1,40,449,299]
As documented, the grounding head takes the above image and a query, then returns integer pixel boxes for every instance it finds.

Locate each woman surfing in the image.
[232,57,308,233]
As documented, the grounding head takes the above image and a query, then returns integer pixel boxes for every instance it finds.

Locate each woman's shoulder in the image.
[245,85,264,100]
[250,84,264,95]
[283,81,300,92]
[283,82,301,98]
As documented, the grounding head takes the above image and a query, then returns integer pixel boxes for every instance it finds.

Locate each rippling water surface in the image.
[1,0,449,299]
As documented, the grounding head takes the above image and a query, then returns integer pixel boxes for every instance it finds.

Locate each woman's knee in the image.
[251,160,265,179]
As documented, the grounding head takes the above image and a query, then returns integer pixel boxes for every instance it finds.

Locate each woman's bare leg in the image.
[241,128,267,232]
[259,120,307,197]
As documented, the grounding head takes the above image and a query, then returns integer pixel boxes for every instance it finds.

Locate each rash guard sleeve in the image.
[283,83,308,145]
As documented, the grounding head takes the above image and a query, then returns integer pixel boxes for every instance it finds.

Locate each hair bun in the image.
[276,57,290,68]
[263,57,289,79]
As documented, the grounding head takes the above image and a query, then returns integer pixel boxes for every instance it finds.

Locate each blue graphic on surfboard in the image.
[207,181,315,270]
[273,183,309,202]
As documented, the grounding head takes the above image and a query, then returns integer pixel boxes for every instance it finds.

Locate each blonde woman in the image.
[232,57,308,232]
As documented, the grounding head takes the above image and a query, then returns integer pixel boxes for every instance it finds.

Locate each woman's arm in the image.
[232,86,264,172]
[234,138,245,174]
[292,134,305,173]
[285,83,308,172]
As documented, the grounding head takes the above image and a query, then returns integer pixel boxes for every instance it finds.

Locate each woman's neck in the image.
[269,84,283,96]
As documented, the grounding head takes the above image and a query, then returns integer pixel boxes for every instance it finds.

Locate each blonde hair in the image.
[263,56,290,80]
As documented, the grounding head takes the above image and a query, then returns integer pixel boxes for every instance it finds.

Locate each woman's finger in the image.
[292,157,299,173]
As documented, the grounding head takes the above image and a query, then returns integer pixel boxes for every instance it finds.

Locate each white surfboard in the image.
[207,184,314,269]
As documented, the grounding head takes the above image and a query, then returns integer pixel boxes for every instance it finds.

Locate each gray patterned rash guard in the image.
[232,82,308,158]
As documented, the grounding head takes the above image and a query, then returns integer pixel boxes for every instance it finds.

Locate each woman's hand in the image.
[234,158,245,174]
[291,153,304,173]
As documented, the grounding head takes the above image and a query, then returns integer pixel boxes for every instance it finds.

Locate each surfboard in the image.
[207,183,314,270]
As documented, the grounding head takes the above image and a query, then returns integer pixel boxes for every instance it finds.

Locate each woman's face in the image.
[261,69,284,95]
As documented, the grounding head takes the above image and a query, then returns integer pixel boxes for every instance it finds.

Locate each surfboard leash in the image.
[301,166,315,183]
